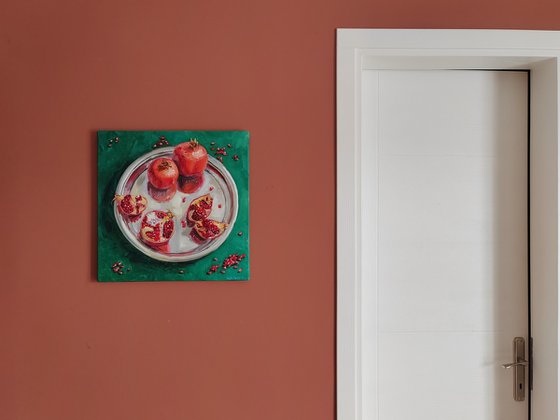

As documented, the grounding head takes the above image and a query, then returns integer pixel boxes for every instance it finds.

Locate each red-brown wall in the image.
[2,0,560,419]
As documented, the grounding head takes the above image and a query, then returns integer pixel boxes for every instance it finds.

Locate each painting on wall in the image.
[97,131,250,281]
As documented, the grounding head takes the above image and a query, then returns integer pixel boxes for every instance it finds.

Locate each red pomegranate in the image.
[186,194,213,225]
[192,219,228,240]
[115,194,147,218]
[173,139,208,176]
[140,210,175,247]
[147,158,179,189]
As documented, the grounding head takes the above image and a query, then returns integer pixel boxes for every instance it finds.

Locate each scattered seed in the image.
[114,137,119,143]
[207,264,220,274]
[108,144,112,148]
[209,186,214,191]
[238,268,242,273]
[218,204,222,209]
[237,231,243,236]
[213,257,218,261]
[211,141,216,145]
[109,139,113,143]
[220,270,226,274]
[233,155,239,161]
[227,143,232,148]
[222,253,246,269]
[178,270,185,274]
[118,271,123,275]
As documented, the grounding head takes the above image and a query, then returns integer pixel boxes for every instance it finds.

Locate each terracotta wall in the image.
[2,0,560,419]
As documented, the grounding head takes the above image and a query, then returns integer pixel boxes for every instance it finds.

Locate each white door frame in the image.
[337,29,560,420]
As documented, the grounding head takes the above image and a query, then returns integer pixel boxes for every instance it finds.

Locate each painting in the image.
[97,131,250,281]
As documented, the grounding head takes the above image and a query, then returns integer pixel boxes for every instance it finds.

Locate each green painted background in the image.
[97,130,250,282]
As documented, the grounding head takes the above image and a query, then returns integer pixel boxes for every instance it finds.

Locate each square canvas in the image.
[97,130,250,281]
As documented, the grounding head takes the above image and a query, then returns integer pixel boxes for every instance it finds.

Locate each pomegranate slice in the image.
[192,219,228,240]
[186,194,213,225]
[115,194,147,217]
[140,210,175,247]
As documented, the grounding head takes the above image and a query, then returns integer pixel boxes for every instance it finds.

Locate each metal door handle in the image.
[503,337,527,401]
[502,360,529,369]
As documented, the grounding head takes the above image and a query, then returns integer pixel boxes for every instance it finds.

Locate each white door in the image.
[360,70,529,419]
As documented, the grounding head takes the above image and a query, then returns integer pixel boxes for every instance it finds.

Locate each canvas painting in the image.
[97,130,250,281]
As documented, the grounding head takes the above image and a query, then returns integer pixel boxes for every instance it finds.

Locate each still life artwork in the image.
[97,131,249,281]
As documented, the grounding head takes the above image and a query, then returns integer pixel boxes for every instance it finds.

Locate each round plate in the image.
[114,147,238,262]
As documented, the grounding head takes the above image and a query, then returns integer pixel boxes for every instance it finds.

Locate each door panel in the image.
[362,70,528,419]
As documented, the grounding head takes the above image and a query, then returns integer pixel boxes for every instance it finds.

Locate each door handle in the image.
[502,337,527,402]
[502,360,529,369]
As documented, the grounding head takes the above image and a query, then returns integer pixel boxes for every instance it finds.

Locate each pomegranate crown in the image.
[188,138,199,148]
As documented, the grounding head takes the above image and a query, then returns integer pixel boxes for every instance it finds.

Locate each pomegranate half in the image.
[140,210,175,247]
[186,194,213,225]
[115,194,147,218]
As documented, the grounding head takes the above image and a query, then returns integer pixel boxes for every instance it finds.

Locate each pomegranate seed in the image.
[108,144,112,148]
[233,155,239,161]
[178,270,185,274]
[213,257,218,261]
[218,204,222,209]
[227,143,232,148]
[115,137,119,143]
[238,269,242,273]
[220,270,226,274]
[209,186,214,191]
[211,141,215,145]
[237,232,243,236]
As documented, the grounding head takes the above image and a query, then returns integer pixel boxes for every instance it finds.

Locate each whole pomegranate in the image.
[115,194,147,218]
[140,210,175,247]
[173,139,208,176]
[147,158,179,190]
